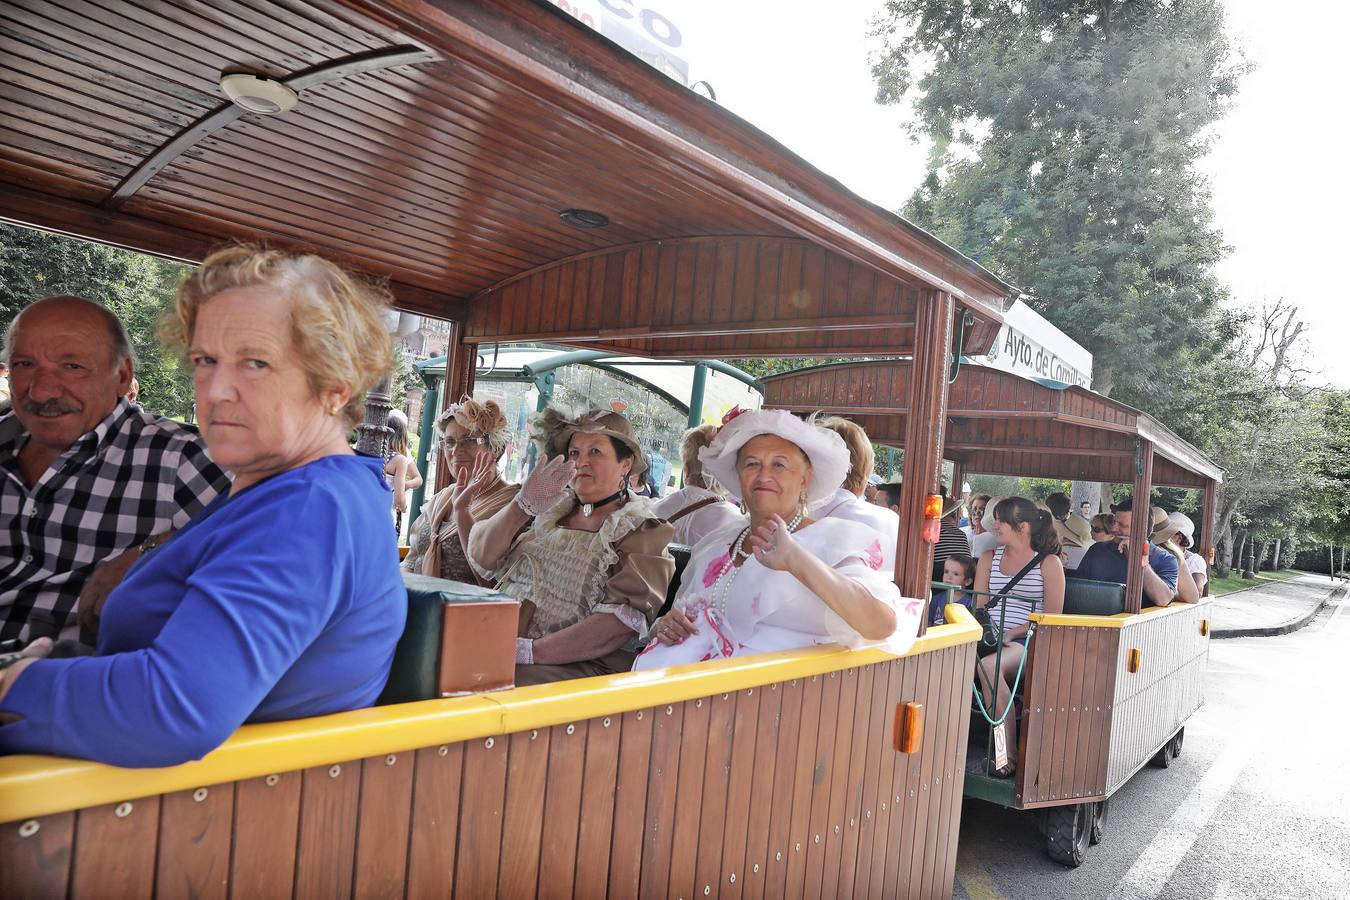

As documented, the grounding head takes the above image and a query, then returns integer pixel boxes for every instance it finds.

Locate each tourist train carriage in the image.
[761,359,1223,865]
[0,1,1017,896]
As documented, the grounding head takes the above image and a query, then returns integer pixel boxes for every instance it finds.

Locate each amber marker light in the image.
[894,702,924,754]
[921,494,943,543]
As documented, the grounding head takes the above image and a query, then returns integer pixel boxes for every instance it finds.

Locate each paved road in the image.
[954,591,1350,899]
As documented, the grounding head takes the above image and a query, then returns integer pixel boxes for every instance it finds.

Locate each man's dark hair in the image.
[879,482,902,508]
[1111,494,1134,514]
[1046,492,1071,518]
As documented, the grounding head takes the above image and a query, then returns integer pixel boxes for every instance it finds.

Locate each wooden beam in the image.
[896,290,955,608]
[0,182,468,321]
[1124,440,1155,615]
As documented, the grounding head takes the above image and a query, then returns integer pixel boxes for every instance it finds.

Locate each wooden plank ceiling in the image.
[761,361,1222,487]
[0,0,1010,357]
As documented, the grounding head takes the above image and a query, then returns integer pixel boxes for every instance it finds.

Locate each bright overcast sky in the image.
[659,0,1350,389]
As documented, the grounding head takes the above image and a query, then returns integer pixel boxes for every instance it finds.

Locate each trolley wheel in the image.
[1149,733,1178,769]
[1089,800,1108,845]
[1171,727,1184,759]
[1044,802,1092,867]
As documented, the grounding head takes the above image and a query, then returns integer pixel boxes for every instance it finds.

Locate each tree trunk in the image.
[1239,532,1255,579]
[1331,544,1336,577]
[1272,538,1282,571]
[1215,523,1234,578]
[1071,482,1106,518]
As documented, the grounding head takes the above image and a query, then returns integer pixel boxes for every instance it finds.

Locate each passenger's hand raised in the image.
[748,514,802,571]
[451,452,496,514]
[516,455,576,517]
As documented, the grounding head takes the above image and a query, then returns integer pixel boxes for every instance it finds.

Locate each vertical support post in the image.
[1201,479,1218,598]
[1124,438,1154,615]
[438,323,476,491]
[896,291,956,606]
[407,367,443,527]
[688,362,708,428]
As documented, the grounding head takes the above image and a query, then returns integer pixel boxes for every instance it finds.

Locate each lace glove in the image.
[516,455,576,517]
[516,637,534,665]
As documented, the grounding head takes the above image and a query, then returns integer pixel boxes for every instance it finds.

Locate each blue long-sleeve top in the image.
[0,454,406,767]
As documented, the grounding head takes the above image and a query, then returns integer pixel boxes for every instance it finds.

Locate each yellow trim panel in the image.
[0,607,979,824]
[1031,598,1211,630]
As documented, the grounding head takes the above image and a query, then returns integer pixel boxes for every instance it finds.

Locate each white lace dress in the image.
[633,518,921,670]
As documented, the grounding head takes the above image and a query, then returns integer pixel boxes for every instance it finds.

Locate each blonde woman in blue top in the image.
[0,246,405,767]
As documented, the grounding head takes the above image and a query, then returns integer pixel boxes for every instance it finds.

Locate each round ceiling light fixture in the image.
[559,208,610,229]
[219,73,299,115]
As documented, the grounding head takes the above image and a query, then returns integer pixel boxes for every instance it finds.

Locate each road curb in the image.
[1211,583,1348,639]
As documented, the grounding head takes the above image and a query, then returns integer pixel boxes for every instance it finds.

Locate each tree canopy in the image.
[871,0,1246,406]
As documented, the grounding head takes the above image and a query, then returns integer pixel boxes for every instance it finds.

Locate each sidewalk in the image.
[1209,572,1347,638]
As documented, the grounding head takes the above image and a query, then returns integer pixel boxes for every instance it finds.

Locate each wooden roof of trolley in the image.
[0,0,1011,359]
[761,360,1223,488]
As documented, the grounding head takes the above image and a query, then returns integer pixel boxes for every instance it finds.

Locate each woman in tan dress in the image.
[402,398,519,584]
[468,408,675,685]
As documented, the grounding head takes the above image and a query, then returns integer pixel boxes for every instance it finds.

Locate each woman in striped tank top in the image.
[974,497,1065,777]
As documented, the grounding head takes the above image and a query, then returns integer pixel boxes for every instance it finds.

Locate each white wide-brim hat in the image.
[1167,512,1196,547]
[698,409,849,504]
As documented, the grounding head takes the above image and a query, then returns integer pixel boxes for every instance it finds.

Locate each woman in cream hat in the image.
[634,408,918,669]
[1150,508,1200,604]
[469,407,675,684]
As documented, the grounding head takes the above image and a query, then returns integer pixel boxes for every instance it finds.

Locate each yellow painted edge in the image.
[0,608,979,824]
[1031,598,1211,630]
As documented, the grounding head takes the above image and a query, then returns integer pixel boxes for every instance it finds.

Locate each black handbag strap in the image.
[987,552,1047,610]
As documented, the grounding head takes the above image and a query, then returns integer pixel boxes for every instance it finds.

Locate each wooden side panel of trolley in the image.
[0,619,977,900]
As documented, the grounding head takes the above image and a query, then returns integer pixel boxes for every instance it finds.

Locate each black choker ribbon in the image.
[580,487,627,517]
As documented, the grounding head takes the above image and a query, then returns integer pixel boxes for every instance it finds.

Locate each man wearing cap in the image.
[934,486,971,571]
[1074,495,1179,606]
[1,296,230,648]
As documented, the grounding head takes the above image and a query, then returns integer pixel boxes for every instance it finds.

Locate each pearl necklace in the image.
[710,511,805,623]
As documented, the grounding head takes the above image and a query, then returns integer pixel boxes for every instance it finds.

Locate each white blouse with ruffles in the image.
[633,517,921,670]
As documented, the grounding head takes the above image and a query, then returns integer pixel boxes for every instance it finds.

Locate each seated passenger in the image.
[1,296,230,648]
[1168,512,1208,595]
[0,246,406,766]
[468,408,674,684]
[1149,508,1200,604]
[635,409,917,669]
[650,424,744,547]
[1074,495,1179,606]
[403,398,518,584]
[934,488,972,567]
[1090,512,1116,543]
[931,553,976,626]
[863,472,882,503]
[816,416,899,574]
[966,494,996,559]
[974,497,1065,778]
[1046,491,1092,569]
[876,481,903,514]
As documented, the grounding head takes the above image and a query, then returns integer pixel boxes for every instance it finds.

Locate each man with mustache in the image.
[0,296,230,648]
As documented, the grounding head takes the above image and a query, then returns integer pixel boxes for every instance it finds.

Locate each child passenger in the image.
[930,554,977,625]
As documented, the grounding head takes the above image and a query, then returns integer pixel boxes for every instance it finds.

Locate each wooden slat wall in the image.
[1017,626,1121,808]
[465,237,928,358]
[1105,602,1212,794]
[0,645,975,899]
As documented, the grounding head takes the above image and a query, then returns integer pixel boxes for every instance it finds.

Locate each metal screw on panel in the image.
[567,724,576,735]
[329,765,341,778]
[729,873,737,883]
[115,802,133,817]
[637,711,644,720]
[775,852,782,862]
[756,863,763,872]
[748,689,754,695]
[266,774,280,786]
[18,820,39,838]
[603,717,612,727]
[696,699,703,708]
[795,842,802,852]
[437,746,448,757]
[193,788,209,802]
[667,706,674,715]
[704,886,711,895]
[485,738,495,749]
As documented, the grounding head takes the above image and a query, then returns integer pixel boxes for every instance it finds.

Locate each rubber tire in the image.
[1171,727,1185,759]
[1149,736,1175,769]
[1089,800,1108,845]
[1045,803,1092,868]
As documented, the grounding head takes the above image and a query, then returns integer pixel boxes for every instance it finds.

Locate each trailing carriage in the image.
[761,360,1222,866]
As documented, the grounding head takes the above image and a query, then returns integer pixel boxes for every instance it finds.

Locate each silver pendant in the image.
[582,502,594,516]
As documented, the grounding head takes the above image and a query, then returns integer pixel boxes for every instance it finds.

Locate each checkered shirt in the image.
[0,399,230,644]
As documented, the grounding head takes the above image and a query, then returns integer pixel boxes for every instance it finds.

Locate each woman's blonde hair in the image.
[679,424,720,491]
[436,397,509,454]
[818,415,874,496]
[161,244,393,427]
